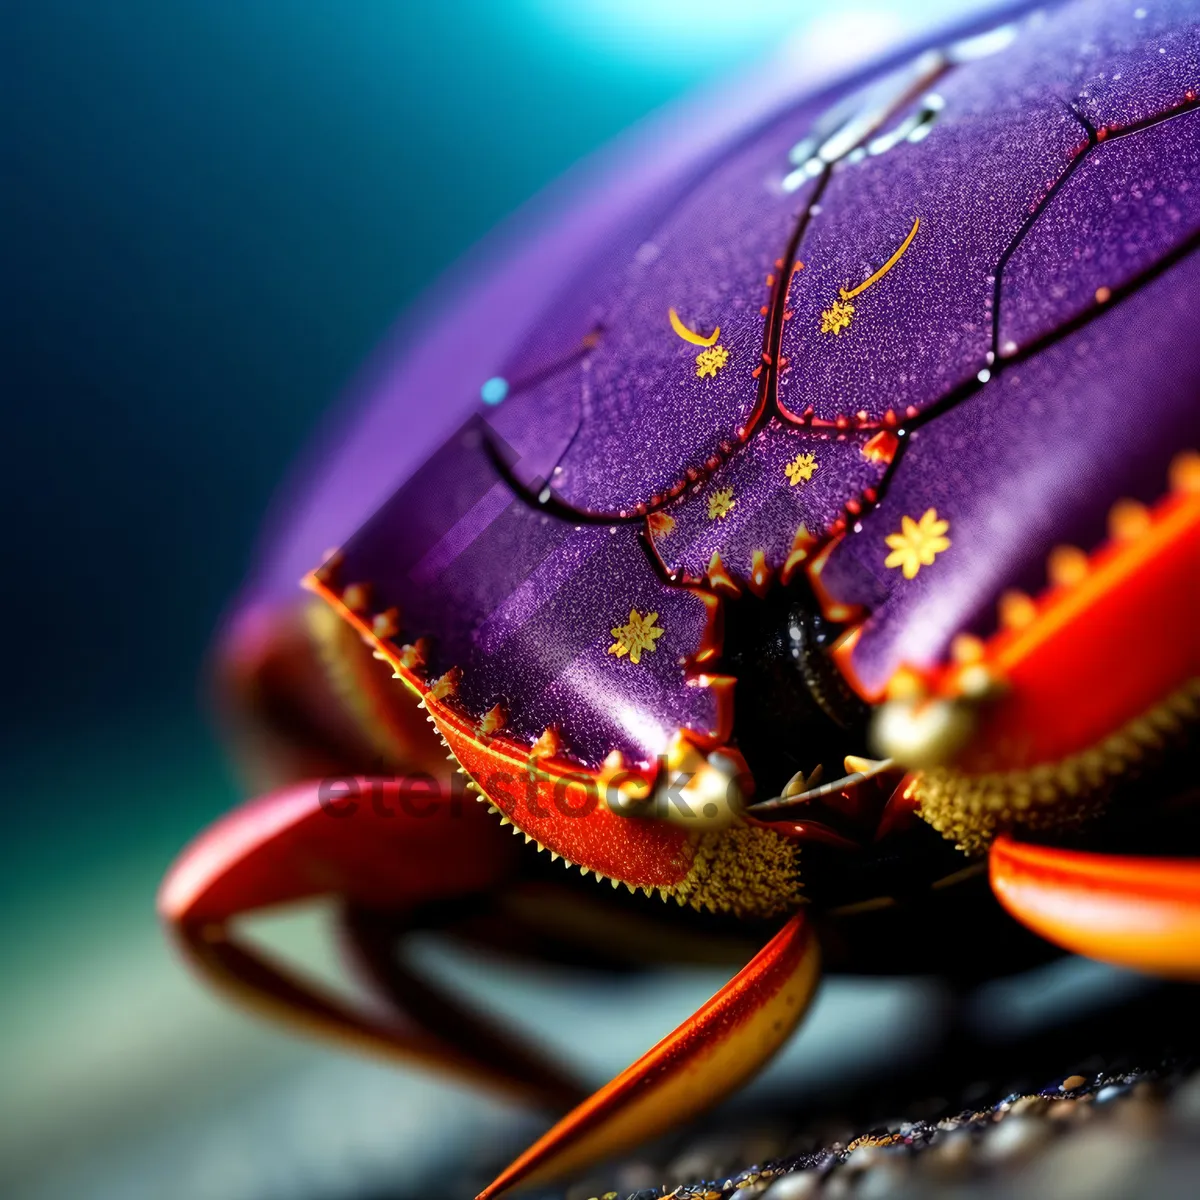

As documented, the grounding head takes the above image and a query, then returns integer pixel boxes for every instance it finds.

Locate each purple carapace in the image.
[292,0,1198,772]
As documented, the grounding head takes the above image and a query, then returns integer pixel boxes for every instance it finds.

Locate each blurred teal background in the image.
[3,2,988,1196]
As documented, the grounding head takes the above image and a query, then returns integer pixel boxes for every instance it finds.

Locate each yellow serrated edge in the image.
[915,679,1200,855]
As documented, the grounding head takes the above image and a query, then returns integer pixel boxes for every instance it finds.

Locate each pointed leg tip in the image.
[473,912,819,1196]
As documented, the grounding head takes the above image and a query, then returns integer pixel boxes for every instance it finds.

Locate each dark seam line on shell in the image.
[500,329,602,492]
[636,59,964,581]
[1067,99,1099,142]
[631,170,839,590]
[760,170,832,426]
[636,521,678,586]
[866,228,1200,522]
[472,65,907,526]
[984,93,1200,364]
[507,330,600,398]
[484,433,633,525]
[857,97,1200,521]
[987,104,1097,357]
[1093,91,1200,142]
[488,90,1200,592]
[482,56,961,526]
[760,61,956,441]
[533,328,609,494]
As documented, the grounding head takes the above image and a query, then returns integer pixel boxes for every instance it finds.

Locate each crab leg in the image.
[990,835,1200,979]
[159,776,582,1107]
[477,912,820,1199]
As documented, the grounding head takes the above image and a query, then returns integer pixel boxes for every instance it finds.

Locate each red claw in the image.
[159,777,582,1106]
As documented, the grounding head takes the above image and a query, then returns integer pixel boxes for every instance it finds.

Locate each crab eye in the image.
[723,582,868,796]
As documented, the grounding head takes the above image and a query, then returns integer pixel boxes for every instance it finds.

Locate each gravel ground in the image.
[551,1061,1200,1200]
[477,982,1200,1200]
[15,965,1196,1200]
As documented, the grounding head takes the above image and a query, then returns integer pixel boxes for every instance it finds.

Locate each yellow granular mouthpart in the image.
[670,823,802,918]
[915,680,1200,855]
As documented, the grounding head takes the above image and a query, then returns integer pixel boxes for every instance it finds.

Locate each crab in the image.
[160,2,1200,1196]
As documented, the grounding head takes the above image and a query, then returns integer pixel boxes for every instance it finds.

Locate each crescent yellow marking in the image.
[668,307,720,347]
[840,216,920,301]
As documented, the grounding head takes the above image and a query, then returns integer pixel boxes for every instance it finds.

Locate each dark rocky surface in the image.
[481,982,1200,1200]
[19,965,1196,1200]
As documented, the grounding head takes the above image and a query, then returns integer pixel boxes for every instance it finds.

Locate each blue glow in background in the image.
[3,3,1029,1197]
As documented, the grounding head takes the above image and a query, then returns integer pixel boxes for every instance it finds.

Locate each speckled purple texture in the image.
[778,37,1082,425]
[821,249,1200,693]
[650,422,887,581]
[296,0,1200,764]
[335,422,717,767]
[778,0,1198,428]
[541,140,814,517]
[487,105,823,516]
[1000,0,1200,130]
[999,107,1200,353]
[478,364,583,494]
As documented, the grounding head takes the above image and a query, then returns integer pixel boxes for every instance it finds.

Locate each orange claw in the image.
[159,777,584,1107]
[477,912,820,1199]
[990,835,1200,979]
[937,464,1200,771]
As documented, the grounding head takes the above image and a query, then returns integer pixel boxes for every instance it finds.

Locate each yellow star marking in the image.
[820,299,855,335]
[821,215,920,336]
[668,307,720,347]
[884,508,951,579]
[707,486,736,520]
[695,344,729,378]
[784,452,819,485]
[608,609,665,664]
